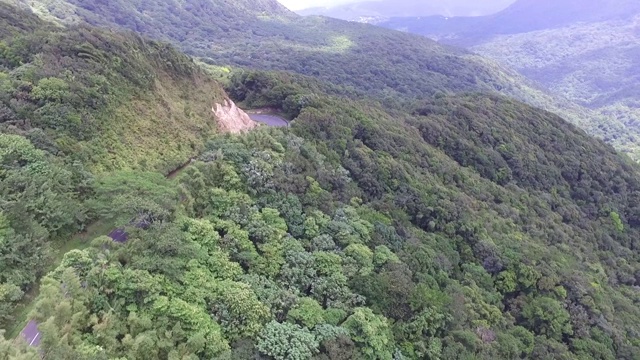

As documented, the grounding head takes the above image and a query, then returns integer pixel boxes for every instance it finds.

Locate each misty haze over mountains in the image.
[379,0,640,44]
[2,0,640,358]
[296,0,516,20]
[373,0,640,158]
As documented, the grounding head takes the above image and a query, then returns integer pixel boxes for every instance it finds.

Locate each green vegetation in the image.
[0,1,225,332]
[2,1,640,359]
[0,1,224,173]
[4,0,630,161]
[4,60,640,358]
[380,0,640,160]
[471,15,640,159]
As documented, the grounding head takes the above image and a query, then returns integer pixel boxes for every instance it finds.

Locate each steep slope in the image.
[379,0,640,159]
[5,65,640,359]
[471,16,640,141]
[2,0,623,151]
[0,4,227,173]
[0,2,232,331]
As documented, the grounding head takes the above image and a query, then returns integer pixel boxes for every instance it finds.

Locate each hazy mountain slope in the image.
[473,17,640,105]
[297,0,515,21]
[379,0,640,159]
[4,0,632,158]
[380,0,640,45]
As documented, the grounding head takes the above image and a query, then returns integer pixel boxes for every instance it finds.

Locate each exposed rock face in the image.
[213,99,258,133]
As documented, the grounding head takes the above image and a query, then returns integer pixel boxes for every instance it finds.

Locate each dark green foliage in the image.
[7,0,624,163]
[380,0,640,160]
[1,1,640,359]
[5,71,640,358]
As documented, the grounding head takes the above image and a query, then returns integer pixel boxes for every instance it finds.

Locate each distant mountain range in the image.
[3,1,640,359]
[378,0,640,158]
[379,0,640,45]
[297,0,515,21]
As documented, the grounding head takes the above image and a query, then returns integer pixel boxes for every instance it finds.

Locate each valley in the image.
[0,1,640,359]
[378,0,640,159]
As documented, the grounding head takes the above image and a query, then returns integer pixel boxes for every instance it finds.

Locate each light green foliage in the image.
[89,171,179,224]
[344,243,374,276]
[0,134,86,328]
[373,245,400,268]
[610,211,624,232]
[343,308,394,360]
[496,270,517,293]
[31,77,70,102]
[257,321,319,360]
[288,297,325,329]
[0,283,22,324]
[150,296,229,356]
[522,296,573,340]
[210,280,271,340]
[0,134,46,175]
[0,330,39,359]
[182,218,220,249]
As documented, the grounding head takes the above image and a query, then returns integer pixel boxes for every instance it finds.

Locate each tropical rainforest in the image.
[379,0,640,159]
[1,1,640,360]
[5,0,637,161]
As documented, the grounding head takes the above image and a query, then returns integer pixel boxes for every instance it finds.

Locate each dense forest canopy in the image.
[1,1,640,360]
[0,0,225,339]
[379,0,640,160]
[4,0,636,161]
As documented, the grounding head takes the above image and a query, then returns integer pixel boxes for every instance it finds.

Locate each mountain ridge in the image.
[378,0,640,159]
[3,0,633,160]
[2,1,640,359]
[297,0,515,20]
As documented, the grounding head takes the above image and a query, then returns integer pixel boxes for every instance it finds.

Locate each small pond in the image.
[249,114,289,127]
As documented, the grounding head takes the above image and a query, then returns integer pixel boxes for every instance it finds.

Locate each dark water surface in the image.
[249,114,289,127]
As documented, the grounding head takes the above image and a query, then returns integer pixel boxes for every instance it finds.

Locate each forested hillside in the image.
[380,0,640,46]
[2,1,640,360]
[0,1,226,335]
[379,0,640,159]
[4,65,640,359]
[4,0,632,161]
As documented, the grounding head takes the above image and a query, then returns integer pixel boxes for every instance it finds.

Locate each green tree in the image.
[257,321,319,360]
[344,243,374,276]
[0,330,40,360]
[522,296,573,340]
[288,297,325,329]
[31,78,70,103]
[342,308,394,360]
[89,171,179,225]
